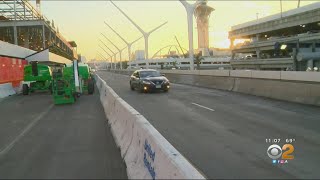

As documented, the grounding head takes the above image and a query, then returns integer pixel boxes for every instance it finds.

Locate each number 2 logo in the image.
[282,144,294,160]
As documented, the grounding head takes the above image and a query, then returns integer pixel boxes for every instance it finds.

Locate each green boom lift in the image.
[22,61,53,95]
[52,60,94,105]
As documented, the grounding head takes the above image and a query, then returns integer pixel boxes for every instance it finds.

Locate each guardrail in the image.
[106,69,320,106]
[95,75,205,179]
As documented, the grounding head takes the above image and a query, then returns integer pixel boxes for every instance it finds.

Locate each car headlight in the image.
[142,80,151,84]
[164,80,170,84]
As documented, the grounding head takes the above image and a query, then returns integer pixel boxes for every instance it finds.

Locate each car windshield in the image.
[140,71,161,78]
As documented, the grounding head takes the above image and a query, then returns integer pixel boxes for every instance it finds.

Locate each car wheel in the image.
[164,89,168,93]
[130,82,134,91]
[88,79,94,94]
[22,84,29,95]
[49,83,53,94]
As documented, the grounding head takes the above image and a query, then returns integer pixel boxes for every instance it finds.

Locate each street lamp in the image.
[101,33,123,70]
[110,1,168,68]
[104,21,143,62]
[180,0,201,70]
[99,39,117,69]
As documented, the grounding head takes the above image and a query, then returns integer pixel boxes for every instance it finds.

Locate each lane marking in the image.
[0,104,54,157]
[191,102,215,112]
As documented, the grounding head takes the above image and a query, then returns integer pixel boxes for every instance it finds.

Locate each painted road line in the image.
[191,102,215,112]
[0,104,54,157]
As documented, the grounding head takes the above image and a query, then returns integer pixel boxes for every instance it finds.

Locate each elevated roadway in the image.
[0,90,127,178]
[98,71,320,179]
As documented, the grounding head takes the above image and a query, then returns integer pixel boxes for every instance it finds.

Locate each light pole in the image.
[180,0,201,70]
[110,1,168,68]
[280,0,283,18]
[97,51,111,69]
[104,21,143,62]
[97,52,108,61]
[101,33,123,70]
[99,39,117,69]
[98,45,113,69]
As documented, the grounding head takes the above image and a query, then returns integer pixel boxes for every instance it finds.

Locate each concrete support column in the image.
[13,26,18,45]
[256,49,261,59]
[312,41,316,52]
[256,34,260,41]
[308,41,317,71]
[55,34,57,46]
[23,27,29,49]
[42,25,46,49]
[13,0,18,45]
[48,30,52,46]
[307,59,314,70]
[231,52,236,60]
[292,48,297,71]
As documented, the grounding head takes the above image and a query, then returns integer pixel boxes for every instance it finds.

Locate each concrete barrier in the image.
[95,75,205,179]
[212,70,230,77]
[230,70,252,78]
[251,70,281,80]
[280,71,320,82]
[0,83,16,98]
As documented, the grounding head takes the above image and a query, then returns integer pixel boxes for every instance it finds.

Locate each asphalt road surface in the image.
[98,71,320,179]
[0,89,127,179]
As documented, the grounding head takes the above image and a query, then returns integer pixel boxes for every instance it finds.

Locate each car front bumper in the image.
[142,83,170,91]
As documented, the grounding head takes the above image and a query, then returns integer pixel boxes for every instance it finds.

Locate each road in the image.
[0,89,127,179]
[98,71,320,179]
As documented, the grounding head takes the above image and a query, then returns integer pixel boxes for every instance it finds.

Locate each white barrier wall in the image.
[159,69,320,82]
[95,75,205,179]
[108,69,320,106]
[0,83,16,98]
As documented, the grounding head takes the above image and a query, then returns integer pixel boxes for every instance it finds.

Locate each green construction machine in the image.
[52,60,94,105]
[22,62,53,95]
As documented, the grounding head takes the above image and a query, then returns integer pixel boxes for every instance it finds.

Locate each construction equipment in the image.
[52,60,94,105]
[22,61,52,95]
[78,64,95,94]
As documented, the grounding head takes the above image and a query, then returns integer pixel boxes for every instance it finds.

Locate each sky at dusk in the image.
[33,1,316,61]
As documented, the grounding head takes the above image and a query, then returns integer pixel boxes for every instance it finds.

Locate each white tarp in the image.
[0,40,35,58]
[26,49,71,64]
[0,40,71,64]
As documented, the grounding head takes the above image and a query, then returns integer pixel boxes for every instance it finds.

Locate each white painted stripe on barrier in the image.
[0,83,16,98]
[95,75,206,179]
